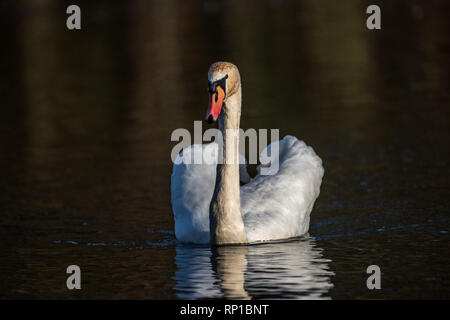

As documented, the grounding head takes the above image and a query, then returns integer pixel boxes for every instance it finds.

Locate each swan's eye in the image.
[215,88,219,102]
[208,75,227,97]
[208,81,215,94]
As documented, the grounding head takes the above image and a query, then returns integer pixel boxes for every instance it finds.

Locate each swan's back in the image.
[241,136,324,242]
[171,136,324,244]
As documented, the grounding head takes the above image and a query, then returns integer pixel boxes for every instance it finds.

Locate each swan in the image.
[171,62,324,245]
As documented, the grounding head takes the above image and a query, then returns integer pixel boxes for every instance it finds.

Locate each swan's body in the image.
[171,62,324,245]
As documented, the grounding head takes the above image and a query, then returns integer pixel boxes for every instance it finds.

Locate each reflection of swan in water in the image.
[212,246,251,299]
[173,236,334,299]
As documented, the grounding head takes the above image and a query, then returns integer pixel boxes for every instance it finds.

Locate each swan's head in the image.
[205,62,241,123]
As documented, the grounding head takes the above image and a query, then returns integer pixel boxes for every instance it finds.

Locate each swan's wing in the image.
[171,143,249,244]
[240,136,324,242]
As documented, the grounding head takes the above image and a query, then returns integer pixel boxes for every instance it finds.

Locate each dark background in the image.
[0,0,449,299]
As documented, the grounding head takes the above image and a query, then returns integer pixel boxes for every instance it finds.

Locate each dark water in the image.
[1,0,449,299]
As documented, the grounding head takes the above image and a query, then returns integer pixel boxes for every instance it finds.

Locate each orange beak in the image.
[205,86,225,124]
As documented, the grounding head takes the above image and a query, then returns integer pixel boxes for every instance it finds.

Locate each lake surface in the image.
[0,0,449,299]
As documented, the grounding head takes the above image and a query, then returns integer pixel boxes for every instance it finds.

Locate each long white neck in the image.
[209,87,247,245]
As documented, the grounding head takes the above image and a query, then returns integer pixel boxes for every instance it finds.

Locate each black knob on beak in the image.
[206,114,214,124]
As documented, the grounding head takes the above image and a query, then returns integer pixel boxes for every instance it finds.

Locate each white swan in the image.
[171,62,324,245]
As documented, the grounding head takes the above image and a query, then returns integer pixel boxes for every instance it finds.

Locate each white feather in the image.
[171,135,324,244]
